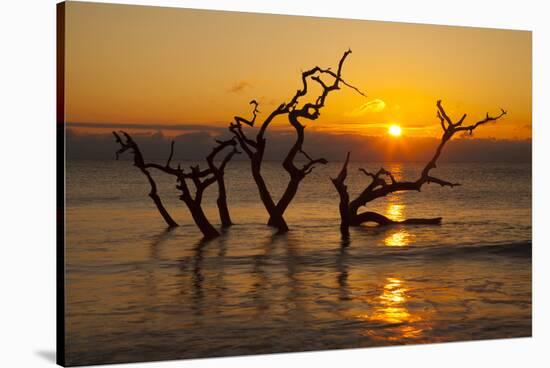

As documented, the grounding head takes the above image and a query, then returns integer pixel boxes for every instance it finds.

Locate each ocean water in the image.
[64,160,531,365]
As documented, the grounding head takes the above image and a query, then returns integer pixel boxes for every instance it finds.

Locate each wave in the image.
[393,240,532,259]
[66,239,532,277]
[179,240,533,270]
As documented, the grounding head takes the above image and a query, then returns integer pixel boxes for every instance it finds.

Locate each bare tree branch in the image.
[228,50,366,232]
[233,100,259,127]
[331,152,351,237]
[166,141,175,168]
[114,131,236,239]
[332,99,507,232]
[113,131,178,228]
[455,108,507,134]
[205,138,240,227]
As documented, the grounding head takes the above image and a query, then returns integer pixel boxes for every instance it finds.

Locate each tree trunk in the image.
[267,178,299,227]
[331,100,506,236]
[230,51,361,234]
[266,115,313,229]
[205,138,239,228]
[331,153,351,237]
[215,174,232,227]
[251,160,289,232]
[331,152,441,236]
[337,195,350,238]
[149,192,178,228]
[187,202,220,240]
[142,168,178,228]
[350,211,442,226]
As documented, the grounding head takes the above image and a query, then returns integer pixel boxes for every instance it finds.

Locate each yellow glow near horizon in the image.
[388,125,402,137]
[64,2,532,140]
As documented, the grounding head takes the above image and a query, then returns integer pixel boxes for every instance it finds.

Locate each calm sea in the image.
[64,160,531,365]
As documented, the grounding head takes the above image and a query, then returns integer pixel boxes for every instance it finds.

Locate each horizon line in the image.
[65,123,533,141]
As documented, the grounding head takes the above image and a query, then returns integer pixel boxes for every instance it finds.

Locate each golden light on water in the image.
[384,199,414,247]
[357,277,428,341]
[387,163,403,181]
[388,125,402,137]
[384,230,413,247]
[386,203,405,222]
[380,278,407,305]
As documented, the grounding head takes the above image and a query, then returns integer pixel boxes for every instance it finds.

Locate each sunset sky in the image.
[64,2,532,140]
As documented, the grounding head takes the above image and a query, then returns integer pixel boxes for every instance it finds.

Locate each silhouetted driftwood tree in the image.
[113,131,239,239]
[205,138,240,227]
[229,49,366,232]
[331,100,507,237]
[113,131,178,228]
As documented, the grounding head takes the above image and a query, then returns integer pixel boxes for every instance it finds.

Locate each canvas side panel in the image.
[56,2,66,366]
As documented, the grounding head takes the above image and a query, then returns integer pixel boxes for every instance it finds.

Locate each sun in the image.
[388,125,402,137]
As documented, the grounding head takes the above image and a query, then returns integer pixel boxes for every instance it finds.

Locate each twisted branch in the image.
[332,100,507,230]
[205,138,241,227]
[233,100,259,127]
[114,131,239,239]
[227,50,366,232]
[113,131,178,228]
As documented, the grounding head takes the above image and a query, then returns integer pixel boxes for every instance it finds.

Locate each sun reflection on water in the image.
[384,200,413,246]
[382,171,417,247]
[386,203,405,222]
[356,277,428,341]
[386,163,403,181]
[384,230,413,247]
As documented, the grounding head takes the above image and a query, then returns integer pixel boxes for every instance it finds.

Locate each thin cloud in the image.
[227,80,252,93]
[316,121,434,129]
[66,122,229,134]
[347,98,386,117]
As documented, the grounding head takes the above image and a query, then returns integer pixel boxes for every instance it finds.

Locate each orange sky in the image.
[64,2,532,139]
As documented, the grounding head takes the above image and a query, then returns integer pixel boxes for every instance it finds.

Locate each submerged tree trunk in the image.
[206,138,240,228]
[113,132,178,228]
[267,114,328,226]
[251,155,289,232]
[230,50,365,233]
[331,152,351,237]
[142,168,179,228]
[215,175,232,228]
[174,169,220,239]
[186,202,220,239]
[349,211,442,226]
[114,131,239,240]
[332,100,507,235]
